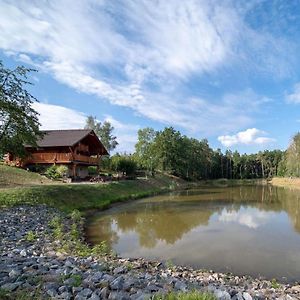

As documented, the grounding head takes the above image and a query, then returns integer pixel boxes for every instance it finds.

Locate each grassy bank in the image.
[271,177,300,190]
[0,164,53,187]
[0,165,185,212]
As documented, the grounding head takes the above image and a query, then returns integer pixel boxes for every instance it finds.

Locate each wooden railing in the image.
[25,152,99,165]
[73,154,99,164]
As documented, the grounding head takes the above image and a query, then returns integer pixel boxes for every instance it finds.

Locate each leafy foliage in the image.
[45,165,68,180]
[85,116,118,153]
[0,61,41,157]
[111,154,137,176]
[134,126,284,180]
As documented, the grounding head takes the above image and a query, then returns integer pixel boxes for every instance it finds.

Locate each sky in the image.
[1,0,300,153]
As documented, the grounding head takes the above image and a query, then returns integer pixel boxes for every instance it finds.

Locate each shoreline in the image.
[270,177,300,190]
[1,204,300,300]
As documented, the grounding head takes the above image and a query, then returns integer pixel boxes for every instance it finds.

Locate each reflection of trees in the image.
[87,185,300,248]
[85,217,119,249]
[114,202,213,248]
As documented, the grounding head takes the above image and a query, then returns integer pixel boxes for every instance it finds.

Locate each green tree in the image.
[84,116,118,153]
[0,61,41,157]
[135,127,157,174]
[111,154,137,176]
[286,133,300,177]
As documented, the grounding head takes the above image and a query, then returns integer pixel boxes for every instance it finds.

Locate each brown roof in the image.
[25,129,108,155]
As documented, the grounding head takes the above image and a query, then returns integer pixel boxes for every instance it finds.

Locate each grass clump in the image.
[152,291,216,300]
[61,274,82,287]
[271,278,280,289]
[0,288,43,300]
[25,230,37,242]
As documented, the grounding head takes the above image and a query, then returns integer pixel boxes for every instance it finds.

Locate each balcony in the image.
[25,152,99,165]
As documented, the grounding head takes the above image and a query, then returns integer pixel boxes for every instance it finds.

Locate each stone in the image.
[214,289,231,300]
[243,292,252,300]
[174,280,187,292]
[232,292,244,300]
[90,292,101,300]
[100,287,109,298]
[110,276,124,290]
[1,282,21,292]
[9,269,21,278]
[46,288,58,297]
[114,266,126,275]
[20,249,27,257]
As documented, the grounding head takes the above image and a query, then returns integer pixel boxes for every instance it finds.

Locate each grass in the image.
[0,288,43,300]
[152,291,216,300]
[271,177,300,190]
[0,164,53,188]
[0,169,184,212]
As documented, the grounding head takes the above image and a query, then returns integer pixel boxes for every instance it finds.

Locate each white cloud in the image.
[218,128,275,147]
[219,208,274,229]
[33,102,138,152]
[286,83,300,104]
[32,102,86,130]
[0,1,292,135]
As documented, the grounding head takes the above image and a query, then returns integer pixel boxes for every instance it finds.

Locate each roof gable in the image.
[25,129,108,155]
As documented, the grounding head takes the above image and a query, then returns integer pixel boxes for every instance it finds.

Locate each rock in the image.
[1,282,21,292]
[214,289,231,300]
[46,288,58,298]
[114,266,126,275]
[9,269,21,278]
[90,292,100,300]
[110,276,124,290]
[243,292,252,300]
[100,287,109,298]
[58,292,72,300]
[108,291,130,300]
[232,292,244,300]
[20,249,27,257]
[174,280,187,292]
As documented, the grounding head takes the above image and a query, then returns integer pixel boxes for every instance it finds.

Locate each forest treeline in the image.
[110,127,300,180]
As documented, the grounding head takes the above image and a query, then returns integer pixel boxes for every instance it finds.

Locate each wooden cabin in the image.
[5,129,108,178]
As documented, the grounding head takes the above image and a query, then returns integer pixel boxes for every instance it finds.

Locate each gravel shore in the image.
[1,205,300,299]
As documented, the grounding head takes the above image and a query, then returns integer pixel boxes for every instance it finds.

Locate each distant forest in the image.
[114,127,300,180]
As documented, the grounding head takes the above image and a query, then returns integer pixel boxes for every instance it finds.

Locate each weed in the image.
[271,278,280,289]
[152,290,216,300]
[61,274,82,287]
[49,216,63,239]
[25,231,37,242]
[166,259,175,270]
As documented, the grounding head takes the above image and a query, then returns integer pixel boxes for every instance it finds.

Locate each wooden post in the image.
[72,164,77,178]
[97,154,100,173]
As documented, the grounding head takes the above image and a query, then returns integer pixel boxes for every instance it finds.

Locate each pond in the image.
[85,184,300,282]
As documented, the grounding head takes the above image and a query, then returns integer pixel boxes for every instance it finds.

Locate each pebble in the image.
[0,204,299,300]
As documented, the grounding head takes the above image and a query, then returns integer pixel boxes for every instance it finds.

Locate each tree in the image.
[84,116,118,153]
[0,61,41,157]
[135,127,157,174]
[285,133,300,176]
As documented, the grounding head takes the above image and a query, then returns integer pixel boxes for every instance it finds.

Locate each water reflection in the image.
[86,185,300,282]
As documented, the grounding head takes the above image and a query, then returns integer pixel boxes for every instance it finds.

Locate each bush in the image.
[88,166,98,176]
[45,165,68,180]
[111,154,137,176]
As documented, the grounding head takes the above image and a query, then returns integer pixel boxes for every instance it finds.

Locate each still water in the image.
[86,185,300,282]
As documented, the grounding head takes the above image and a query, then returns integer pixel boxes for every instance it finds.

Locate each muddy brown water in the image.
[85,184,300,282]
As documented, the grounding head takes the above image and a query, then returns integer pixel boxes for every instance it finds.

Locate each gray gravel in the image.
[1,205,300,299]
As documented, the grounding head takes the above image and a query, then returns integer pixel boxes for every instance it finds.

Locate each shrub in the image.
[111,154,137,176]
[45,165,68,179]
[88,166,98,176]
[56,165,68,178]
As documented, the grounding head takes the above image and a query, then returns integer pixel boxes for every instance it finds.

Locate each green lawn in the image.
[0,165,183,212]
[0,164,53,187]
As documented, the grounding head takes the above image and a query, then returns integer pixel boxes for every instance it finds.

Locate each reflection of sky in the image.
[218,207,277,229]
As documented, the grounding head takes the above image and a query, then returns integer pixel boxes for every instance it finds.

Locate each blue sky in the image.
[1,0,300,153]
